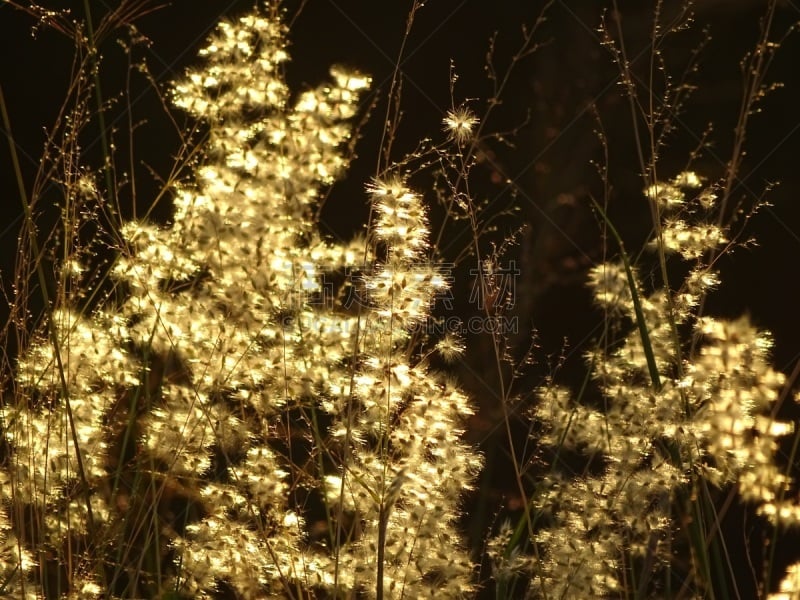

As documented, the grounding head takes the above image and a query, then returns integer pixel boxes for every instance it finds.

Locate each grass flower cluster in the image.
[1,5,478,598]
[518,174,798,597]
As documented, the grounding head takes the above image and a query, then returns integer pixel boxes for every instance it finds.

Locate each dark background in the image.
[2,0,800,596]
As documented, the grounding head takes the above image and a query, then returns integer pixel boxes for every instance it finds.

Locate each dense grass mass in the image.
[1,1,799,598]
